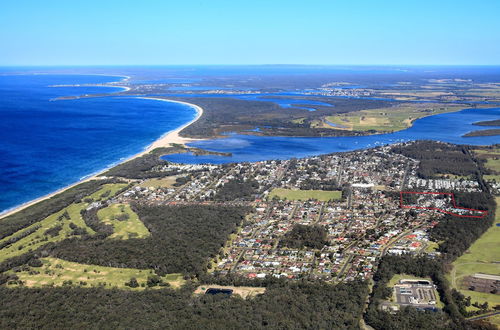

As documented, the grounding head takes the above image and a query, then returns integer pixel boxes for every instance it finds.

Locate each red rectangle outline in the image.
[399,191,488,219]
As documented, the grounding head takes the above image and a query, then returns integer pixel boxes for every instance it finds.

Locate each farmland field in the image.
[324,103,464,132]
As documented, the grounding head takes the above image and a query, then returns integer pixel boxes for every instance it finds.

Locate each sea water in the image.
[0,74,196,213]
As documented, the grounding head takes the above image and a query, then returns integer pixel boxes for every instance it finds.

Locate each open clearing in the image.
[138,176,181,188]
[474,147,500,183]
[269,188,342,202]
[194,285,266,299]
[474,148,500,182]
[87,183,128,202]
[449,197,500,309]
[0,183,127,263]
[475,148,500,171]
[324,103,465,132]
[484,314,500,328]
[4,257,185,290]
[97,203,150,239]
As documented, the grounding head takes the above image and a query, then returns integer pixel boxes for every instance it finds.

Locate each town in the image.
[113,143,483,284]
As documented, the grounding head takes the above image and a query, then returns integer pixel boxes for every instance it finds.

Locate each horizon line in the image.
[2,63,500,68]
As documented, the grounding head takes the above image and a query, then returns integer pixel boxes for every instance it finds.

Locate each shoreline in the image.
[0,97,204,220]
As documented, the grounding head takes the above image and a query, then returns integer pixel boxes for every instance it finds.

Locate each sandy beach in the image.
[0,98,203,220]
[139,98,203,150]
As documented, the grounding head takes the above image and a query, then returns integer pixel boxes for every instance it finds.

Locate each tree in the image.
[125,277,139,288]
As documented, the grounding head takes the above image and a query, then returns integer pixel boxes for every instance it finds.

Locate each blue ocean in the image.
[0,74,196,213]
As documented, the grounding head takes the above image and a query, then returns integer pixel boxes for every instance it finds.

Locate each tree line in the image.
[392,141,480,179]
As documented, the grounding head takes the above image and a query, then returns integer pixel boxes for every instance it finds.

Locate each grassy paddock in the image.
[485,314,500,328]
[449,197,500,308]
[269,188,342,202]
[97,203,149,239]
[484,174,500,182]
[474,148,500,174]
[138,176,181,188]
[5,257,185,290]
[324,103,464,132]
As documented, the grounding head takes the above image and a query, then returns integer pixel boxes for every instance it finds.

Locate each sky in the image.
[1,0,500,66]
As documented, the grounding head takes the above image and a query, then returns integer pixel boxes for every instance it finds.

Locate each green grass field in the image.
[449,197,500,309]
[460,290,500,312]
[0,203,94,263]
[0,183,128,263]
[486,158,500,171]
[138,176,179,188]
[484,174,500,182]
[474,148,500,181]
[87,183,128,202]
[97,203,150,239]
[485,314,500,328]
[324,103,464,133]
[4,257,185,290]
[269,188,342,202]
[424,241,440,253]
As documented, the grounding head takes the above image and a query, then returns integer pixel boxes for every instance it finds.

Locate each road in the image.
[336,254,354,280]
[381,224,424,256]
[401,162,411,190]
[467,311,500,322]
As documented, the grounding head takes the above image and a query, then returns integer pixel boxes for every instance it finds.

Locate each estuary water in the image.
[163,107,500,164]
[0,74,196,213]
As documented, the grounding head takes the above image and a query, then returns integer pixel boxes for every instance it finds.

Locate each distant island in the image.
[463,128,500,137]
[473,119,500,126]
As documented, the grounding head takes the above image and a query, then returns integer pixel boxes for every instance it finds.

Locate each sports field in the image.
[269,188,342,202]
[4,257,185,290]
[138,176,180,188]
